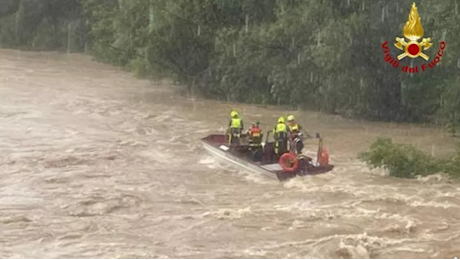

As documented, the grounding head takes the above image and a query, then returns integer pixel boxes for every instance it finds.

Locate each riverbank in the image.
[3,47,457,158]
[1,49,460,258]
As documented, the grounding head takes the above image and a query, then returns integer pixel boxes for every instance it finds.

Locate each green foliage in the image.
[0,0,85,51]
[441,151,460,178]
[81,0,122,63]
[359,138,460,179]
[2,0,460,130]
[359,138,439,178]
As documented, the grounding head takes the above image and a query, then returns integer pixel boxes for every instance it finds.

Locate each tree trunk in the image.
[67,22,71,53]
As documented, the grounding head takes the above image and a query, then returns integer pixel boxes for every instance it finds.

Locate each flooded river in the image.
[0,49,459,258]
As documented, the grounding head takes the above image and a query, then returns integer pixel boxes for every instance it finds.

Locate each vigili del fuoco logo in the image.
[381,2,446,73]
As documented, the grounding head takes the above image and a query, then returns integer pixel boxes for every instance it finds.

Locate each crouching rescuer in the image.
[287,115,311,154]
[248,121,264,161]
[248,121,263,149]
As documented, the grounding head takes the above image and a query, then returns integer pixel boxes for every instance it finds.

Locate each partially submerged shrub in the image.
[440,150,460,178]
[358,138,441,179]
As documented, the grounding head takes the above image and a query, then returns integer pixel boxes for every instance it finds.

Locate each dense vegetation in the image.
[359,138,460,179]
[2,0,459,178]
[0,0,86,52]
[1,0,459,126]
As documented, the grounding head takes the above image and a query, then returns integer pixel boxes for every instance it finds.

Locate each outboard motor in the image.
[316,137,329,166]
[250,148,264,162]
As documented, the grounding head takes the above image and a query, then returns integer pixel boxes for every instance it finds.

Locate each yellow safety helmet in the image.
[278,117,285,123]
[287,115,295,121]
[230,110,238,118]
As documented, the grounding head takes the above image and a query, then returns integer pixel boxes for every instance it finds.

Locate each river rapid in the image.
[0,49,459,258]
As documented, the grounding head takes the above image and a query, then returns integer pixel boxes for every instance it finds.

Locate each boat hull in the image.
[201,141,278,180]
[200,134,334,181]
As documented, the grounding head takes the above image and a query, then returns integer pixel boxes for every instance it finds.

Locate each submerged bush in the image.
[441,151,460,178]
[358,138,444,179]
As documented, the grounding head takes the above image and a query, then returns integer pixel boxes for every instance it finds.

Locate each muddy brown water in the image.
[0,49,459,258]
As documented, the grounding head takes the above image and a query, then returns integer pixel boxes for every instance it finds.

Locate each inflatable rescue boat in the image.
[200,132,334,181]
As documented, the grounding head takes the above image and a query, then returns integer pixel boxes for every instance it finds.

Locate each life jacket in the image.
[250,125,262,137]
[249,125,262,146]
[288,123,301,141]
[230,118,242,129]
[274,123,287,140]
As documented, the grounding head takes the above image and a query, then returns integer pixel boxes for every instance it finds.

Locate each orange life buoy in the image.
[279,153,299,172]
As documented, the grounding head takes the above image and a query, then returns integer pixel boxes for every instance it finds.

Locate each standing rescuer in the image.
[228,110,244,145]
[273,117,288,156]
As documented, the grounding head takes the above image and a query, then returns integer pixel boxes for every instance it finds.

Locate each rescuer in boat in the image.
[248,121,263,149]
[287,115,311,154]
[228,110,244,145]
[273,117,288,157]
